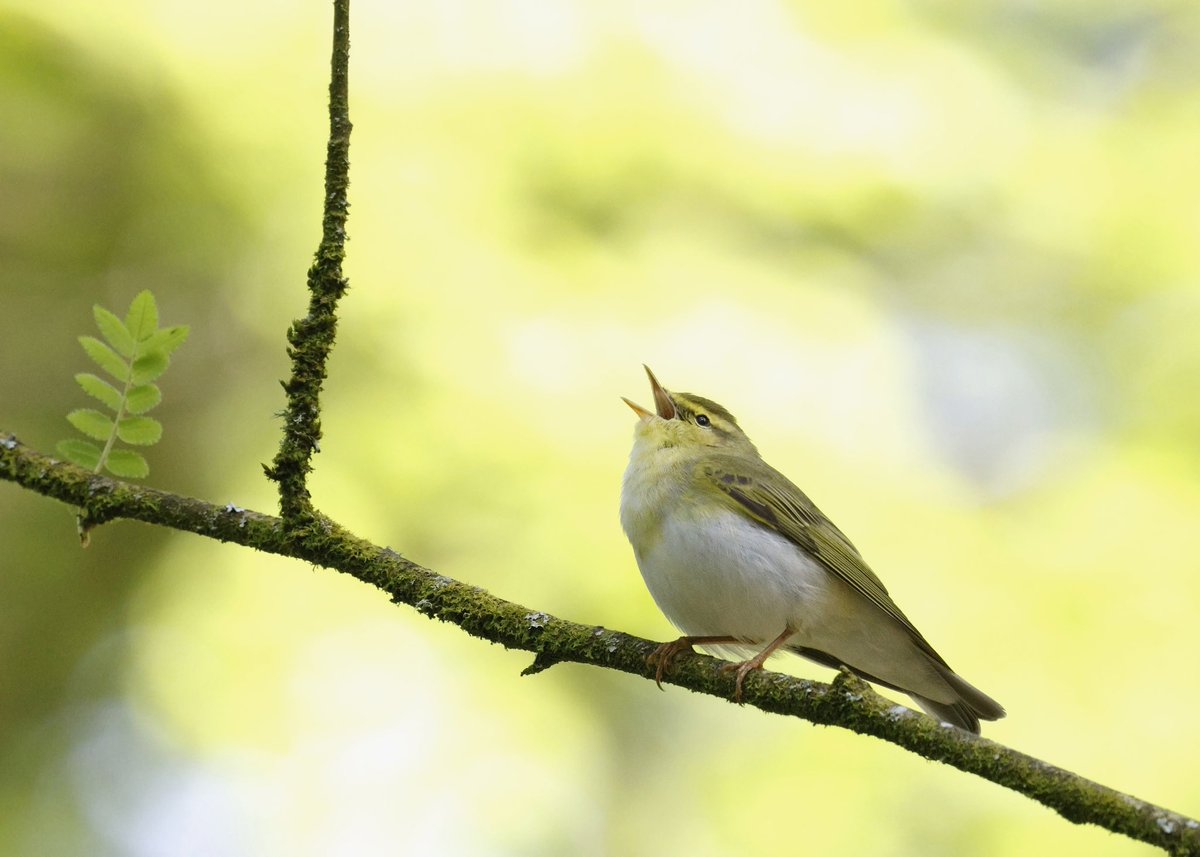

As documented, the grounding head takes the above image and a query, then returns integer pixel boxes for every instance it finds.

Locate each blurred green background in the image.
[2,1,1199,855]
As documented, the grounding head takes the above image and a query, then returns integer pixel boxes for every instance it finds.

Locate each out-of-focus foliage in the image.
[2,2,1199,855]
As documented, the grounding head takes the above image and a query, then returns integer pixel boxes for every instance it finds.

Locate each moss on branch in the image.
[263,0,353,522]
[3,433,1198,856]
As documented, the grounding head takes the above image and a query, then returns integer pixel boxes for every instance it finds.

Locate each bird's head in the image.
[623,366,757,456]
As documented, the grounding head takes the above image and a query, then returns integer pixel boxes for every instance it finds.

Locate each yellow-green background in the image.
[3,1,1199,855]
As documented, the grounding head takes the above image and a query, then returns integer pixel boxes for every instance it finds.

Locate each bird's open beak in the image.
[622,365,677,421]
[621,397,653,420]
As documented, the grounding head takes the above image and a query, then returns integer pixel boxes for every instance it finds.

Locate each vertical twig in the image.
[265,0,353,522]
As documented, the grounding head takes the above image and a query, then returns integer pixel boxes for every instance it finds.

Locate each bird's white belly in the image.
[633,508,831,645]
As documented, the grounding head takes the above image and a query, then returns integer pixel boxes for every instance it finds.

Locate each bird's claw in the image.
[647,639,695,689]
[719,659,764,703]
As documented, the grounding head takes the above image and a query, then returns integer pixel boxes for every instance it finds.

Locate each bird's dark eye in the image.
[695,414,711,427]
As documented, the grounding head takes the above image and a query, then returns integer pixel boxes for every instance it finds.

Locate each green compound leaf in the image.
[75,373,122,411]
[105,449,149,478]
[140,324,189,356]
[117,415,162,446]
[67,408,115,441]
[57,438,102,469]
[93,306,136,358]
[65,290,185,482]
[125,383,162,414]
[130,350,168,385]
[125,290,159,342]
[80,336,129,383]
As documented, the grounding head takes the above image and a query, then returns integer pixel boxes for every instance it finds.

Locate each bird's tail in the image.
[911,669,1006,735]
[790,644,1005,735]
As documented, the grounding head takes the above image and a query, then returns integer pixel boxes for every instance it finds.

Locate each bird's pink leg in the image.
[648,635,741,689]
[721,627,796,702]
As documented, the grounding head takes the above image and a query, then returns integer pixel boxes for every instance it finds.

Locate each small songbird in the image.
[620,366,1005,733]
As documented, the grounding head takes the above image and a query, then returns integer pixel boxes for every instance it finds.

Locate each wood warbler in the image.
[620,366,1005,733]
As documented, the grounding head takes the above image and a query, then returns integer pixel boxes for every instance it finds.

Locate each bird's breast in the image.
[626,499,832,643]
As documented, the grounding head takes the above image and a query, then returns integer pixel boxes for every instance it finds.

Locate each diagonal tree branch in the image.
[2,435,1198,856]
[263,0,352,522]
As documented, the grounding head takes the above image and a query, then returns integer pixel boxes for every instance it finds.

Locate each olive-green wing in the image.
[697,455,950,667]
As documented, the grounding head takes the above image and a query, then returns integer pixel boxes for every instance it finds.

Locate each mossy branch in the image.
[263,0,352,522]
[2,434,1198,856]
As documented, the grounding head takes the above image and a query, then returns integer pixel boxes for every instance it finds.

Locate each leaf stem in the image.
[93,356,134,476]
[77,344,136,545]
